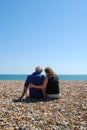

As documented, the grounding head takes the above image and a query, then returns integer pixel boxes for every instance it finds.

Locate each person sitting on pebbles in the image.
[19,66,45,99]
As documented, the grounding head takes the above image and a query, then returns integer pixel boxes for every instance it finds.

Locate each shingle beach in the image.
[0,80,87,130]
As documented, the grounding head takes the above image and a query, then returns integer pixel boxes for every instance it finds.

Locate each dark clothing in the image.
[46,75,60,94]
[24,72,45,98]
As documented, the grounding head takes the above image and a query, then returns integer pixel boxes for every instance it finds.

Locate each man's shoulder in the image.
[30,72,45,79]
[40,74,45,79]
[41,74,45,77]
[27,75,31,79]
[36,73,45,79]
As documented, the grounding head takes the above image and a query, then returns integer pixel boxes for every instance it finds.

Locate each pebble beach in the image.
[0,80,87,130]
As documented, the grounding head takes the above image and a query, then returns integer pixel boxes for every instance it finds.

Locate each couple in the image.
[19,66,61,100]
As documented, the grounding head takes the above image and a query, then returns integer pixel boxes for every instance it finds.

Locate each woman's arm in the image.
[29,77,48,89]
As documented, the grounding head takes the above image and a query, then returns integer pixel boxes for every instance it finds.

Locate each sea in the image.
[0,74,87,80]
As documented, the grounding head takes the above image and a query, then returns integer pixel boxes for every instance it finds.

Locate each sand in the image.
[0,80,87,130]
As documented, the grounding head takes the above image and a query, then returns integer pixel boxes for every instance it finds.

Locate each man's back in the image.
[25,72,45,98]
[30,72,44,85]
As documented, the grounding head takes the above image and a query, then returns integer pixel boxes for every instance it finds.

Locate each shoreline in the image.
[0,80,87,130]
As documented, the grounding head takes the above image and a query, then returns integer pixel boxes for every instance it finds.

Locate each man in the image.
[19,66,45,99]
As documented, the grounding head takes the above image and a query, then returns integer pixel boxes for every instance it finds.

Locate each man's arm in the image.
[19,87,28,99]
[19,75,30,99]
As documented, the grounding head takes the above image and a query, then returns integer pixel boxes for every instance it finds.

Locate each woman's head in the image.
[44,67,56,77]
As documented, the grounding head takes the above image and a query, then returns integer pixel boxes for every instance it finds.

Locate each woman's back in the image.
[46,75,60,94]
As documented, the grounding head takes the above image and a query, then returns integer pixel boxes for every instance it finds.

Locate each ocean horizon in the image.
[0,74,87,80]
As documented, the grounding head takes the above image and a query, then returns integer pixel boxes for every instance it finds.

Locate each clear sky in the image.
[0,0,87,74]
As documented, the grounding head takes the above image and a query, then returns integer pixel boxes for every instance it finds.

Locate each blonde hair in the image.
[44,67,56,77]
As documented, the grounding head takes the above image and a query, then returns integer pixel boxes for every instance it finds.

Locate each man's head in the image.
[35,66,43,73]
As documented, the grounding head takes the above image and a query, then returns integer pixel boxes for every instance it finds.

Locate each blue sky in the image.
[0,0,87,74]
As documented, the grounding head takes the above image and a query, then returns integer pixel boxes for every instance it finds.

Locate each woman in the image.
[29,67,61,99]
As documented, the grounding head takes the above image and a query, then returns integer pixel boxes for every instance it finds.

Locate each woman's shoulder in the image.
[49,75,59,81]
